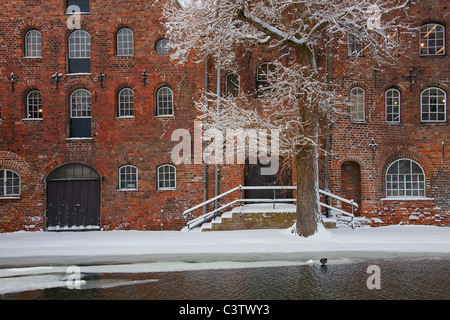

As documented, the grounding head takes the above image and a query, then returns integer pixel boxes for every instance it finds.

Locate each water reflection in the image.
[1,258,449,300]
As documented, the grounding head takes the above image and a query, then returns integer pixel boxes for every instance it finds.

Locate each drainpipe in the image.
[203,56,209,215]
[214,59,221,210]
[325,33,333,218]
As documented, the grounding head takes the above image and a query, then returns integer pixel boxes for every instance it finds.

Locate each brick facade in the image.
[0,1,448,232]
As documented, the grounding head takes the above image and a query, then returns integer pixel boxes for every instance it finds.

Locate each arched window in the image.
[385,88,401,123]
[155,38,170,55]
[421,87,447,122]
[26,90,43,119]
[116,28,134,56]
[348,32,364,57]
[157,164,176,190]
[156,86,174,116]
[0,169,20,197]
[68,30,91,73]
[70,88,92,138]
[118,88,134,117]
[24,30,42,58]
[420,23,445,56]
[350,87,365,122]
[386,159,425,197]
[225,72,240,98]
[256,62,276,97]
[119,165,138,190]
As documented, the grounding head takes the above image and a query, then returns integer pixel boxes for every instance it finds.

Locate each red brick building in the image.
[0,0,448,232]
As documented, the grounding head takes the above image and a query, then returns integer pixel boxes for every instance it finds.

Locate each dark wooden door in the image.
[46,164,100,231]
[245,162,292,201]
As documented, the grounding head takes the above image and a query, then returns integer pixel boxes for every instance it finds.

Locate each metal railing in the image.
[183,185,358,230]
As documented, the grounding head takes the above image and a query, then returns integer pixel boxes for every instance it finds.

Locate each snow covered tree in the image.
[162,0,412,237]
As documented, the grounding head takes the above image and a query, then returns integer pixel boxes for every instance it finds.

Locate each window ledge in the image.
[66,137,93,141]
[116,116,135,120]
[385,122,401,125]
[351,121,366,124]
[0,196,21,200]
[420,122,447,125]
[66,73,92,76]
[117,189,138,192]
[22,118,43,121]
[157,188,177,191]
[65,12,90,15]
[380,197,434,201]
[155,115,175,118]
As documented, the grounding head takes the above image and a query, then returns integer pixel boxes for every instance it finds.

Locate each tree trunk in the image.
[293,45,321,237]
[294,121,320,237]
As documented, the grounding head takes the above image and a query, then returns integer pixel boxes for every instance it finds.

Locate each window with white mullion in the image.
[26,90,43,119]
[69,30,91,59]
[157,165,176,190]
[119,165,138,190]
[420,23,445,56]
[71,89,91,118]
[25,30,42,58]
[117,28,134,56]
[386,159,425,198]
[0,169,20,197]
[118,88,134,117]
[385,89,401,123]
[156,87,174,116]
[421,87,446,122]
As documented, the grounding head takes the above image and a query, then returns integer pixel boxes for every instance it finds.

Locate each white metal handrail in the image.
[183,185,358,230]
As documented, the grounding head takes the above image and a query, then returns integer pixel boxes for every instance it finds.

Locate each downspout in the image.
[214,60,221,210]
[203,56,209,215]
[325,33,333,218]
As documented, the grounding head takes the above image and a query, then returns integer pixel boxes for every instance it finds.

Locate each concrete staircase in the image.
[200,203,297,231]
[197,204,370,231]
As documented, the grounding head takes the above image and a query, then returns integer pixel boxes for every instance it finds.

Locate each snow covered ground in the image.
[1,224,449,267]
[0,224,449,295]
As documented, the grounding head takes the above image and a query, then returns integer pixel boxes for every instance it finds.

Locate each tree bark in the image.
[293,44,320,237]
[294,122,320,237]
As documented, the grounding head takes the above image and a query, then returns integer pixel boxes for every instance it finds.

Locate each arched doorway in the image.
[341,161,362,216]
[46,163,101,231]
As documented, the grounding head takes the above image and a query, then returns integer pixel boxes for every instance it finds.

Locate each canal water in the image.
[1,257,449,300]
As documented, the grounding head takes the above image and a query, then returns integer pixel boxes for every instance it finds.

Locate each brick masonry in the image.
[0,0,449,232]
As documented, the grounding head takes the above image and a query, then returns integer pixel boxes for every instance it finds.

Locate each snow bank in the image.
[0,225,449,268]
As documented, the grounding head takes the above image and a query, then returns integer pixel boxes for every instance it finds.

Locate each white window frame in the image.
[68,30,91,59]
[420,87,447,123]
[419,23,446,56]
[385,88,401,123]
[70,89,92,118]
[350,87,365,123]
[155,38,170,55]
[157,164,176,190]
[26,90,43,119]
[385,159,426,198]
[118,165,138,191]
[225,72,240,98]
[116,28,134,56]
[348,33,364,57]
[118,87,134,118]
[156,86,174,117]
[0,169,21,198]
[24,30,42,58]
